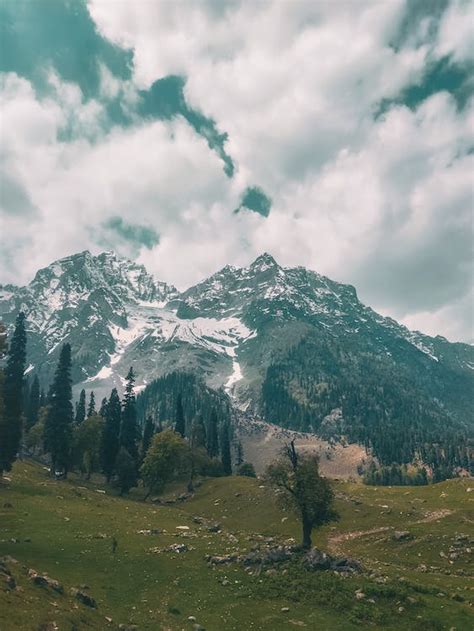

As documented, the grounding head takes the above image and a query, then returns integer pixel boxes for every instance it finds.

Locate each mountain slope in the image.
[1,250,472,470]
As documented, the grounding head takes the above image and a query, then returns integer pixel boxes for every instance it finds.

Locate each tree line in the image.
[0,313,255,493]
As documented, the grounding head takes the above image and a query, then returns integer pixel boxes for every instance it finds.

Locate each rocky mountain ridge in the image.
[1,250,472,468]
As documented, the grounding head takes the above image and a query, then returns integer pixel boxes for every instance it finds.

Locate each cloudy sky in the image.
[0,0,472,342]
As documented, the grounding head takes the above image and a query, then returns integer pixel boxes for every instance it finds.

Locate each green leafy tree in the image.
[266,441,338,549]
[75,389,86,424]
[141,429,190,499]
[207,409,219,458]
[220,422,232,476]
[174,393,185,437]
[1,313,27,474]
[87,391,96,418]
[120,367,139,464]
[27,375,40,430]
[43,344,74,477]
[101,388,121,483]
[115,447,138,496]
[74,414,104,480]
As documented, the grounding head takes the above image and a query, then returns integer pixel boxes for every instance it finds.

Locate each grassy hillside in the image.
[0,462,473,630]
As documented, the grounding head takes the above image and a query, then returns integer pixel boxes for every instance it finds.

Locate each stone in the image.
[393,531,412,541]
[281,607,290,612]
[304,549,331,570]
[72,588,97,608]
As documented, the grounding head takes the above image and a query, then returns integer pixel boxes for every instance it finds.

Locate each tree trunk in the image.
[302,518,312,550]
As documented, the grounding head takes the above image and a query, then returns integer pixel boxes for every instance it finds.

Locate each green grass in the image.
[0,462,473,630]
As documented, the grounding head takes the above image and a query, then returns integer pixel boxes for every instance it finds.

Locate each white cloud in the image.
[1,1,472,343]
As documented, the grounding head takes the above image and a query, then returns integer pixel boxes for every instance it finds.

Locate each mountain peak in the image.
[249,252,279,272]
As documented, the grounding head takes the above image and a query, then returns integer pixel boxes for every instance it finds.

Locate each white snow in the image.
[85,365,113,382]
[225,355,243,392]
[24,363,34,375]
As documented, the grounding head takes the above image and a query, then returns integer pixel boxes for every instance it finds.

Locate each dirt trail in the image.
[328,509,455,554]
[414,509,454,523]
[328,527,392,554]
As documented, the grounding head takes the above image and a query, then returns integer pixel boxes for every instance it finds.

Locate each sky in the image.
[0,0,472,343]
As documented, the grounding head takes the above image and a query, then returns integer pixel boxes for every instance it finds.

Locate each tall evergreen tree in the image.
[100,388,121,483]
[235,441,244,466]
[120,368,139,464]
[174,393,185,437]
[75,389,86,424]
[221,422,232,476]
[207,409,219,458]
[192,415,207,450]
[39,388,46,409]
[87,391,96,418]
[99,397,108,417]
[0,312,27,474]
[141,416,154,461]
[43,344,74,477]
[27,375,40,430]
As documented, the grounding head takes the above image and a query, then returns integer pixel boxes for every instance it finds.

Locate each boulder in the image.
[304,549,331,570]
[393,531,412,541]
[72,588,97,608]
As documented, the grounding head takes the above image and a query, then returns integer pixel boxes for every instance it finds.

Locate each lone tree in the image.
[1,312,27,474]
[266,440,337,549]
[75,389,86,424]
[174,393,185,437]
[120,367,139,464]
[43,343,74,477]
[100,388,121,482]
[141,429,190,499]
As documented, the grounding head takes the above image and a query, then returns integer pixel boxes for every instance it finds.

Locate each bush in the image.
[237,462,257,477]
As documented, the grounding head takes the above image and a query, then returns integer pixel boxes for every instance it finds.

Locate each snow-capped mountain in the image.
[1,251,472,434]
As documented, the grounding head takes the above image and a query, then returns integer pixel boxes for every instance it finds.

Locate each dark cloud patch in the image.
[0,1,235,175]
[375,56,473,117]
[139,76,235,177]
[101,217,160,251]
[0,0,132,99]
[0,174,38,216]
[234,186,272,217]
[390,0,449,52]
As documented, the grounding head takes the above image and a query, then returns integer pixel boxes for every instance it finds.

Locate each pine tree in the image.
[27,375,40,430]
[99,397,108,417]
[220,422,232,475]
[141,416,154,462]
[39,388,46,409]
[120,368,139,464]
[174,393,185,437]
[115,447,137,495]
[207,409,219,458]
[75,389,86,424]
[43,344,74,477]
[191,415,207,450]
[87,391,96,418]
[100,388,121,483]
[0,312,27,474]
[235,441,244,466]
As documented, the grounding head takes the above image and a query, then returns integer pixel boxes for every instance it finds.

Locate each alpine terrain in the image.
[1,250,472,477]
